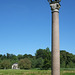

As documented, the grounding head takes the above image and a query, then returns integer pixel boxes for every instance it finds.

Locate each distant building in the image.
[12,63,19,69]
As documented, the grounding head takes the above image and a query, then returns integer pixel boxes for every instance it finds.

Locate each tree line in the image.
[0,47,75,70]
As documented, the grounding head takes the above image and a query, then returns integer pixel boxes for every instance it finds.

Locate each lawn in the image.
[0,69,75,75]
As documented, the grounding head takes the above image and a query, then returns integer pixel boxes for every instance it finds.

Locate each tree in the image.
[60,50,75,68]
[35,49,45,59]
[1,54,7,60]
[60,50,66,68]
[35,48,51,60]
[35,48,51,69]
[42,58,50,70]
[7,53,10,59]
[36,57,44,69]
[0,60,11,69]
[17,54,23,60]
[30,57,37,68]
[23,54,33,59]
[18,58,31,69]
[0,54,2,58]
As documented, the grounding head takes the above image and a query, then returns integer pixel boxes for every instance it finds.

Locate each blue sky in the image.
[0,0,75,55]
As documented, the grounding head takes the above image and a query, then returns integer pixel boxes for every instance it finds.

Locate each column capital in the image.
[50,3,61,12]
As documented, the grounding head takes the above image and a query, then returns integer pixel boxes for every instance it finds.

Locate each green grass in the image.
[64,73,75,75]
[0,69,75,75]
[0,69,51,75]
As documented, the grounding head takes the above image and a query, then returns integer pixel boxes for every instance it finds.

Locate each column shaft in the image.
[51,11,60,75]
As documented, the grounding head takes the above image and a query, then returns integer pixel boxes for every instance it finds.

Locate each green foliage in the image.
[35,47,51,70]
[18,58,31,69]
[0,60,11,69]
[60,51,66,68]
[0,48,75,70]
[42,58,50,70]
[35,47,51,60]
[60,50,75,68]
[36,57,44,69]
[30,57,37,68]
[17,54,23,60]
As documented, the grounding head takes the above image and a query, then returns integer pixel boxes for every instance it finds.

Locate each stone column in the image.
[50,3,60,75]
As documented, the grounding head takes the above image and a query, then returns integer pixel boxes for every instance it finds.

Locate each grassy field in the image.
[0,69,75,75]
